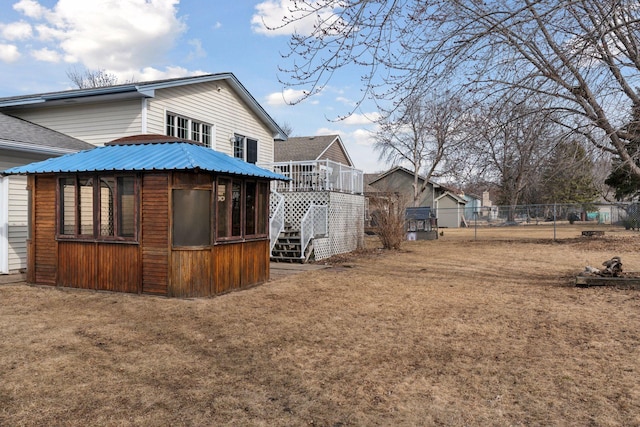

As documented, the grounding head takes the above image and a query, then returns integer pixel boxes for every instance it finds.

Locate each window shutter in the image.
[247,139,258,164]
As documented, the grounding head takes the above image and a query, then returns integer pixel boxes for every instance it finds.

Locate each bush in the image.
[369,194,408,250]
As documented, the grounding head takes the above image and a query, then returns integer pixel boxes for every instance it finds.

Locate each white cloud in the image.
[30,47,61,62]
[335,96,355,107]
[123,65,208,82]
[1,21,33,40]
[266,88,311,106]
[251,0,338,37]
[0,43,20,62]
[187,38,206,60]
[13,0,186,71]
[13,0,47,19]
[342,112,381,126]
[212,22,222,30]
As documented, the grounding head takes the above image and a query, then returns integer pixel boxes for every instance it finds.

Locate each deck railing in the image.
[269,191,285,251]
[259,159,363,194]
[300,204,329,259]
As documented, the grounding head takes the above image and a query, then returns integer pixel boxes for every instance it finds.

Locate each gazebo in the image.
[1,135,286,297]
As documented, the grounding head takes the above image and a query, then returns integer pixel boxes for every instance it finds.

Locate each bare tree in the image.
[67,67,135,89]
[374,92,468,206]
[471,100,558,220]
[275,1,640,178]
[278,120,294,137]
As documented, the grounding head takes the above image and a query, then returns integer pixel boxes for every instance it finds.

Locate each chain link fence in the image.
[456,203,638,228]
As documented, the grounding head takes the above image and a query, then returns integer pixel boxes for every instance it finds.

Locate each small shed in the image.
[1,135,286,297]
[405,207,438,240]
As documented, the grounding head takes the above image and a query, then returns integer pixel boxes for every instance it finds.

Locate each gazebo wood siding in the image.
[25,171,272,297]
[142,173,170,295]
[31,175,56,285]
[169,240,269,297]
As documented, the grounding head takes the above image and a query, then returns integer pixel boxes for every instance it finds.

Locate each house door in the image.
[0,176,8,274]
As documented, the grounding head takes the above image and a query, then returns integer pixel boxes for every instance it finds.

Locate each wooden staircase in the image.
[271,228,314,263]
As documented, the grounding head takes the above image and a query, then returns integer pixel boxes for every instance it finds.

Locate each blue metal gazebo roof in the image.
[2,139,288,180]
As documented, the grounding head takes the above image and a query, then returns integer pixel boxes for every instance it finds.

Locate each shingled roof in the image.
[274,135,353,166]
[0,113,93,155]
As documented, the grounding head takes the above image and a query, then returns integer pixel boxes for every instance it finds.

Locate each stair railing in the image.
[299,204,328,259]
[269,191,285,252]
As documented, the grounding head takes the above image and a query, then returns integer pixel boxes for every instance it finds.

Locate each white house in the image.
[0,73,286,273]
[0,113,93,273]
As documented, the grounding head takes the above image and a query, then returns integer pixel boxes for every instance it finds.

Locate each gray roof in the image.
[0,73,287,142]
[0,113,93,155]
[274,135,341,162]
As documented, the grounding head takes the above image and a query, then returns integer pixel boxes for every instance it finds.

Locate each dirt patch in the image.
[2,225,640,426]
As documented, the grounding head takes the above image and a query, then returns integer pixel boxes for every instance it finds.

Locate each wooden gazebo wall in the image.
[27,173,270,297]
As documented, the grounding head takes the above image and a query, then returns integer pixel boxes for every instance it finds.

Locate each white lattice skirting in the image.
[273,191,364,261]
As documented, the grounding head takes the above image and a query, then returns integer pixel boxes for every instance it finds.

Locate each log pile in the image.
[580,256,623,277]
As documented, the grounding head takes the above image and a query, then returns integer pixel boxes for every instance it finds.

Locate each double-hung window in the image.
[233,134,258,164]
[166,112,214,148]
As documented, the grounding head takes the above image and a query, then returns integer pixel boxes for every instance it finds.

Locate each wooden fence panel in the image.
[169,250,212,297]
[242,240,269,287]
[96,244,140,293]
[57,241,97,289]
[213,242,243,294]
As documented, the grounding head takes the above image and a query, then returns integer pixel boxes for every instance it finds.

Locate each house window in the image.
[233,134,258,164]
[166,112,214,147]
[58,175,138,241]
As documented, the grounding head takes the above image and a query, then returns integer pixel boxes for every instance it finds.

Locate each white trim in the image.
[141,98,148,133]
[0,176,8,274]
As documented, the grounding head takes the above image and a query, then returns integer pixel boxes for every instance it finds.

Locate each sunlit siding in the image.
[7,175,27,271]
[6,99,143,146]
[321,140,352,166]
[146,81,275,163]
[1,151,53,272]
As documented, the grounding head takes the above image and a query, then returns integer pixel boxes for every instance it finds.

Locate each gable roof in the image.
[0,112,93,155]
[0,73,287,141]
[2,135,287,180]
[435,191,467,205]
[274,135,353,165]
[368,166,442,188]
[368,166,462,194]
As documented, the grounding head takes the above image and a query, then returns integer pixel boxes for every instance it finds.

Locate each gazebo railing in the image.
[259,159,363,194]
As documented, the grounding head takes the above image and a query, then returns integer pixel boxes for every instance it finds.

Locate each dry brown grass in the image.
[2,225,640,426]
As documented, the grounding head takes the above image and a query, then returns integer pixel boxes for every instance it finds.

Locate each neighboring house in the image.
[462,193,482,225]
[0,113,93,274]
[2,135,286,296]
[366,166,467,228]
[0,73,286,273]
[0,73,286,164]
[260,134,365,262]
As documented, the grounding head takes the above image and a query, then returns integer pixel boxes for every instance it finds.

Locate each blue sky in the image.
[0,0,385,172]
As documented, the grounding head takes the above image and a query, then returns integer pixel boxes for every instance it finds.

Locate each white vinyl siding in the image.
[7,175,27,271]
[146,81,275,163]
[6,99,143,147]
[0,151,51,272]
